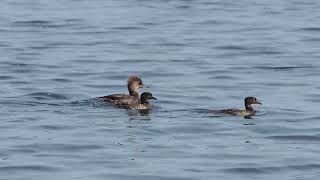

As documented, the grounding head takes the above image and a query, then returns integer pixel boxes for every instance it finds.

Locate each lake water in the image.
[1,0,320,179]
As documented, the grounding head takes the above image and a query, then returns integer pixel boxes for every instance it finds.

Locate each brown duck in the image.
[98,75,145,104]
[113,92,157,110]
[220,97,262,117]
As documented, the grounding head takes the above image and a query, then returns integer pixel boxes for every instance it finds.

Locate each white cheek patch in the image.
[251,104,262,108]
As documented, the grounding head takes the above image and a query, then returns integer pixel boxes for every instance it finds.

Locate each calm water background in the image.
[1,0,320,179]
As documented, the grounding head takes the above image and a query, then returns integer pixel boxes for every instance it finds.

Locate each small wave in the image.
[277,108,304,113]
[175,5,191,9]
[267,135,320,141]
[299,27,320,32]
[0,165,60,172]
[13,143,104,152]
[112,26,145,30]
[208,75,239,80]
[34,125,73,130]
[11,20,80,28]
[4,100,62,107]
[83,84,118,89]
[254,65,313,70]
[0,75,15,80]
[3,62,60,69]
[194,19,223,25]
[99,174,191,180]
[71,59,105,64]
[199,69,230,75]
[117,59,152,64]
[223,163,320,174]
[157,42,187,47]
[9,81,31,85]
[223,167,270,174]
[247,50,283,55]
[64,18,83,23]
[50,78,72,83]
[62,72,98,77]
[215,45,248,51]
[69,99,105,108]
[12,20,52,26]
[302,37,320,42]
[290,164,320,170]
[0,43,10,47]
[25,92,68,100]
[141,22,159,26]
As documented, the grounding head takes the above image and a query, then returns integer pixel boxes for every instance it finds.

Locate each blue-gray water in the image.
[1,0,320,179]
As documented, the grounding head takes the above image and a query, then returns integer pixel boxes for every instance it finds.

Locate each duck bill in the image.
[150,96,157,100]
[254,101,262,105]
[142,84,149,88]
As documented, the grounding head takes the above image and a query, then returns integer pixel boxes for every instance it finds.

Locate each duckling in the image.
[114,92,157,110]
[98,75,145,104]
[220,97,262,117]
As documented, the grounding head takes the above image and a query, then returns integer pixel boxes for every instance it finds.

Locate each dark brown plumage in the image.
[98,75,144,104]
[113,92,157,110]
[221,97,262,117]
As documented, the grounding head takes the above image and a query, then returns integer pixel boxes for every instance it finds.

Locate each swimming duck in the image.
[98,75,145,104]
[114,92,157,110]
[220,97,262,117]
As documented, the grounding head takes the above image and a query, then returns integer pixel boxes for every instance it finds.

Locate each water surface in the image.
[1,0,320,179]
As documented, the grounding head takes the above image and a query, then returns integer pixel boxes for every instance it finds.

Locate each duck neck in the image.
[245,104,254,112]
[128,84,139,98]
[140,98,149,105]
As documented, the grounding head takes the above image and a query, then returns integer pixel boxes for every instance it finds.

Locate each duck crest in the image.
[127,75,141,82]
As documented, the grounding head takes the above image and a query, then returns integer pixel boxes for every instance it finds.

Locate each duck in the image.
[97,75,145,104]
[113,92,157,110]
[220,97,262,117]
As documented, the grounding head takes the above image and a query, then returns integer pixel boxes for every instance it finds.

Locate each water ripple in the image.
[11,20,83,29]
[223,164,320,174]
[25,92,68,100]
[12,20,52,26]
[0,165,60,172]
[1,0,320,179]
[254,65,314,70]
[215,45,248,51]
[267,135,320,141]
[13,143,104,152]
[299,27,320,32]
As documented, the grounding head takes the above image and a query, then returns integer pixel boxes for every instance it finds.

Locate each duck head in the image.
[140,92,157,104]
[244,96,262,111]
[127,75,144,97]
